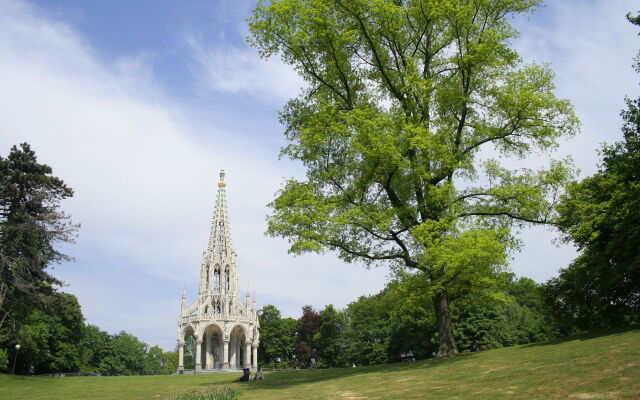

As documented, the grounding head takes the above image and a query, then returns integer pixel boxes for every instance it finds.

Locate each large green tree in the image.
[250,0,577,356]
[0,143,78,340]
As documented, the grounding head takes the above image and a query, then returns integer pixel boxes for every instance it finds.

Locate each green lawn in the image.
[2,328,639,400]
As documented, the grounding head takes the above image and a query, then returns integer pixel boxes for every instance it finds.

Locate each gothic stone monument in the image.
[177,170,259,372]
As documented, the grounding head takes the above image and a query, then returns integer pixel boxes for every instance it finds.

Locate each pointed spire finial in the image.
[218,169,226,187]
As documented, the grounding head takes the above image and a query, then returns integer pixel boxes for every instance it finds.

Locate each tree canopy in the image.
[250,0,577,356]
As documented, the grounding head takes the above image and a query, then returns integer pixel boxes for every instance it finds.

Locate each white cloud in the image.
[507,0,639,280]
[187,34,305,103]
[513,0,640,173]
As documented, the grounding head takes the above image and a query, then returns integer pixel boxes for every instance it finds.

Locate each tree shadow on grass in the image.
[519,326,640,349]
[199,353,478,391]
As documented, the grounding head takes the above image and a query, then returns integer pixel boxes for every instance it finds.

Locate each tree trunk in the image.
[433,290,459,358]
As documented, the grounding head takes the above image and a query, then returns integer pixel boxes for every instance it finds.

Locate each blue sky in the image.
[1,0,638,350]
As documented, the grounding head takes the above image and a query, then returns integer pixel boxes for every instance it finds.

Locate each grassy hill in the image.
[2,328,639,400]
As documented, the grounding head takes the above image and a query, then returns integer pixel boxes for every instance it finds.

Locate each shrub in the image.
[0,348,8,370]
[168,386,239,400]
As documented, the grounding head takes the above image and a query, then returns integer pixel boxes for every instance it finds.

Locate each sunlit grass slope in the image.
[1,328,639,400]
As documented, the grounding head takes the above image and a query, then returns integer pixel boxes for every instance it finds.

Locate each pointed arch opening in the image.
[214,265,221,291]
[180,325,196,371]
[229,325,248,369]
[201,324,224,369]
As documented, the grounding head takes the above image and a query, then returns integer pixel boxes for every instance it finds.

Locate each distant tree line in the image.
[258,272,561,368]
[0,143,176,375]
[3,289,177,375]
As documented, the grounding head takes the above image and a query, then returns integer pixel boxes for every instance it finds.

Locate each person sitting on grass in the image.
[253,366,263,380]
[233,368,250,382]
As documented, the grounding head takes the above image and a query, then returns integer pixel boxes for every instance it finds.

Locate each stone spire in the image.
[199,170,238,297]
[207,170,234,261]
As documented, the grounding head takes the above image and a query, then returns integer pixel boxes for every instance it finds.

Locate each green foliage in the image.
[99,331,147,374]
[257,305,297,367]
[13,292,84,374]
[78,325,110,373]
[314,304,343,367]
[183,335,196,370]
[0,348,7,370]
[79,325,176,375]
[334,271,558,365]
[384,274,438,360]
[168,386,239,400]
[339,294,390,366]
[452,276,559,350]
[144,345,176,373]
[250,0,578,356]
[162,350,179,373]
[551,95,640,331]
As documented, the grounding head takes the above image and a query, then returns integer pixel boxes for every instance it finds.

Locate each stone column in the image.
[195,339,203,372]
[236,341,241,368]
[252,344,258,368]
[222,339,230,369]
[206,335,212,369]
[178,342,184,373]
[244,341,252,368]
[230,338,236,368]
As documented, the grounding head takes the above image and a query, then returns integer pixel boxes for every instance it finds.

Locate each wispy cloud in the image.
[513,0,640,173]
[187,34,305,103]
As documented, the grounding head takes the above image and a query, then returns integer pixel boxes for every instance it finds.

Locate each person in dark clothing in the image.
[309,349,317,369]
[233,368,250,382]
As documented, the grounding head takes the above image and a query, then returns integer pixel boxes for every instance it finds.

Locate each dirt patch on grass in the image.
[568,393,603,399]
[395,377,418,383]
[339,391,368,399]
[480,366,508,375]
